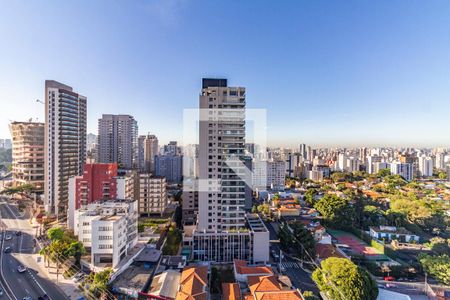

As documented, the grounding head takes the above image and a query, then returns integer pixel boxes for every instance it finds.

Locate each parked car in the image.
[38,295,50,300]
[15,231,22,236]
[0,287,4,296]
[384,276,395,281]
[5,235,12,241]
[17,265,27,273]
[22,297,32,300]
[72,272,85,283]
[4,246,12,253]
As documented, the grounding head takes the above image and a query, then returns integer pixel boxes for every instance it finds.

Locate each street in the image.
[265,221,320,295]
[0,197,68,300]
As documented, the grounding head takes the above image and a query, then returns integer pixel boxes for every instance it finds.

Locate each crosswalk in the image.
[280,261,303,269]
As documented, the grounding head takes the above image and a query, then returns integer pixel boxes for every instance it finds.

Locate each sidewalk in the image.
[27,253,84,299]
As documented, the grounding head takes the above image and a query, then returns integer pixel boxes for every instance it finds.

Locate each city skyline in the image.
[2,1,450,147]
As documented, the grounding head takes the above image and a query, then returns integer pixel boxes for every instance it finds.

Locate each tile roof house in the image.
[246,275,303,300]
[175,266,208,300]
[222,283,242,300]
[233,260,273,283]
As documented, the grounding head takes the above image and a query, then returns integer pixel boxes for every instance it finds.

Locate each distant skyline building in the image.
[390,161,414,181]
[44,80,87,216]
[418,156,433,177]
[9,121,45,191]
[97,114,138,169]
[155,154,183,183]
[0,139,12,149]
[138,133,159,173]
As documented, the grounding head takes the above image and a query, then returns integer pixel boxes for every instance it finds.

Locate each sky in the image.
[1,0,450,148]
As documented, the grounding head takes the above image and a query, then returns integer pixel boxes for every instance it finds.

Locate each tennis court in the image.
[328,229,389,261]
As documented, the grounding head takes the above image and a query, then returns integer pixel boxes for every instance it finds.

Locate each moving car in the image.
[23,297,32,300]
[384,276,395,281]
[15,231,22,236]
[17,265,27,273]
[4,246,12,253]
[5,235,12,241]
[0,287,3,296]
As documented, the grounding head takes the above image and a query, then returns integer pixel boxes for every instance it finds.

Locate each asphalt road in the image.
[264,221,320,295]
[0,198,68,300]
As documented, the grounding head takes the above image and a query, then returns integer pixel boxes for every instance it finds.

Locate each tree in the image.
[47,227,65,241]
[304,188,317,206]
[314,194,353,229]
[302,291,319,300]
[438,171,447,180]
[87,268,113,297]
[419,254,450,285]
[426,237,449,255]
[377,169,391,178]
[312,257,378,300]
[67,241,86,266]
[280,221,316,260]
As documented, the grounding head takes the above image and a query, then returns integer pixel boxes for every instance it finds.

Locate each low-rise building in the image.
[277,204,301,217]
[233,260,273,284]
[369,226,420,243]
[246,275,303,300]
[73,199,138,268]
[188,214,270,264]
[222,283,242,300]
[175,266,208,300]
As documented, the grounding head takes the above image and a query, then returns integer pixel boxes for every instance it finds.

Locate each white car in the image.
[17,265,27,273]
[5,235,12,241]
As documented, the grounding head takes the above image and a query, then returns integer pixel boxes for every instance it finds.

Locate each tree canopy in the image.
[314,194,353,229]
[419,254,450,285]
[312,257,378,300]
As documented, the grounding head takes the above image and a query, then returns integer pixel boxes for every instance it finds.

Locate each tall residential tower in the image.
[44,80,87,216]
[97,114,138,169]
[188,78,269,264]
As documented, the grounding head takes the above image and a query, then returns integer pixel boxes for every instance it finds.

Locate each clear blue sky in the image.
[1,0,450,147]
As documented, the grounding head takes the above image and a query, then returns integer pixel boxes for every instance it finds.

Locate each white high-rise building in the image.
[346,157,360,173]
[390,162,414,181]
[418,156,433,177]
[367,155,382,174]
[267,160,286,189]
[435,152,445,170]
[189,78,269,264]
[337,153,347,171]
[373,162,390,174]
[97,114,138,169]
[44,80,87,216]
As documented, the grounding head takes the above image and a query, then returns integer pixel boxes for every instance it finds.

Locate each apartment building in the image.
[189,79,269,263]
[44,80,87,216]
[138,134,158,173]
[181,183,198,226]
[155,154,183,183]
[67,163,135,229]
[97,114,138,169]
[73,199,138,268]
[138,174,167,216]
[390,161,414,181]
[9,121,45,191]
